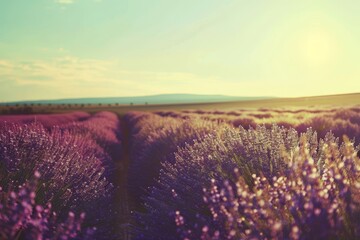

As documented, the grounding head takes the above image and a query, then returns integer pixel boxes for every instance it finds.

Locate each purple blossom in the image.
[0,171,88,240]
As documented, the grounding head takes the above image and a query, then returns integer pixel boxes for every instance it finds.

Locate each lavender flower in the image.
[0,171,88,240]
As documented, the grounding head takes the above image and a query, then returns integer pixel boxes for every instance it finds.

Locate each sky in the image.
[0,0,359,102]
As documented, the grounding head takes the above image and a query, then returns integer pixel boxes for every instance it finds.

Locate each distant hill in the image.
[2,94,273,105]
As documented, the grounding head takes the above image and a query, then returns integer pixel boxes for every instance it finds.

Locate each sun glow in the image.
[300,30,338,67]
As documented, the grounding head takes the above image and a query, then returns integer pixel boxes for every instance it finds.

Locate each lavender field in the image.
[0,104,359,240]
[3,0,360,238]
[0,112,122,239]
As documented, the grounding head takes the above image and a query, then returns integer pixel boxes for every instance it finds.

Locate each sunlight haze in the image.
[0,0,359,101]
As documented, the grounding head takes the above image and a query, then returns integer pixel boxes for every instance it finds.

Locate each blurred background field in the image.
[1,92,359,116]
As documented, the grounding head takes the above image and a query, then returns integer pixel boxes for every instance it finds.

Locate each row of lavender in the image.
[156,106,360,145]
[125,110,360,239]
[0,111,121,239]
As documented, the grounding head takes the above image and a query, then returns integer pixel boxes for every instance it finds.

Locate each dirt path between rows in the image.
[114,116,132,240]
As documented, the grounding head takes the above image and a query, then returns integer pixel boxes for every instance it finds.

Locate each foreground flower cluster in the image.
[177,136,360,240]
[0,172,90,240]
[0,111,121,239]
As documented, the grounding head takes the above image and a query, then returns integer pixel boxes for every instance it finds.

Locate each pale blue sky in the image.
[0,0,359,101]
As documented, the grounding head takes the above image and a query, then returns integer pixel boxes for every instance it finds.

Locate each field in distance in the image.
[1,92,359,115]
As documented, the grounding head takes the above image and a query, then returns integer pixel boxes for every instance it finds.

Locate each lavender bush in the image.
[124,112,219,204]
[0,122,112,212]
[137,124,298,239]
[137,122,359,239]
[60,111,122,162]
[0,111,122,239]
[177,136,360,239]
[0,171,91,240]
